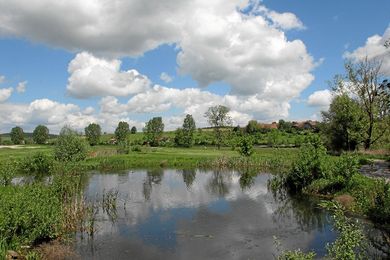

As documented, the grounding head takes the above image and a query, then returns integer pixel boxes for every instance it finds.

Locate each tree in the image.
[340,58,390,149]
[131,126,137,134]
[321,94,365,152]
[32,125,49,144]
[85,123,101,146]
[10,126,24,144]
[54,126,87,162]
[238,135,254,158]
[278,119,293,132]
[246,120,259,134]
[115,121,130,144]
[175,114,196,147]
[144,117,164,146]
[204,105,232,149]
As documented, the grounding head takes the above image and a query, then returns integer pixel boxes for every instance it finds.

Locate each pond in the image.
[75,169,338,259]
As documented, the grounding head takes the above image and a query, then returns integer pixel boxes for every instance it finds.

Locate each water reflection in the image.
[76,169,336,259]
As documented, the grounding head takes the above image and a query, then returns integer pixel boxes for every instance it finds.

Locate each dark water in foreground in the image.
[75,169,339,259]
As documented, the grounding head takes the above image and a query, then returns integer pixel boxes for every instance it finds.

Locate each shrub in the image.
[54,127,87,162]
[368,181,390,224]
[0,161,17,186]
[285,135,326,192]
[20,152,54,174]
[0,185,61,246]
[238,135,254,157]
[131,145,142,152]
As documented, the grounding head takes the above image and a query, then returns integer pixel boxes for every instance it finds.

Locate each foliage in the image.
[85,123,102,146]
[20,152,54,174]
[278,119,293,133]
[339,58,390,149]
[54,126,87,162]
[10,126,24,145]
[115,121,130,144]
[131,126,137,134]
[0,185,62,246]
[238,135,254,157]
[0,160,17,186]
[368,181,390,224]
[246,120,259,134]
[277,249,316,260]
[322,94,365,152]
[204,105,232,149]
[144,117,164,146]
[284,135,327,192]
[321,201,367,260]
[175,114,196,147]
[32,125,49,144]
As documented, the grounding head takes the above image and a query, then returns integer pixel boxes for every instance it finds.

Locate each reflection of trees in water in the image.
[239,168,258,190]
[271,188,328,232]
[142,169,164,201]
[207,171,230,197]
[182,169,196,188]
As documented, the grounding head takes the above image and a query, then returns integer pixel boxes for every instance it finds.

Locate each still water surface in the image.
[76,169,336,259]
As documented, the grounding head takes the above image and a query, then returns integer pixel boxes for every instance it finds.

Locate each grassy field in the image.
[0,144,299,171]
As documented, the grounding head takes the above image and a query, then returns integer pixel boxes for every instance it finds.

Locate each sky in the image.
[0,0,389,133]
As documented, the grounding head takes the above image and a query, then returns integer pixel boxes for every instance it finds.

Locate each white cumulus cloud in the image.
[16,81,27,93]
[307,89,332,108]
[160,72,173,83]
[67,52,151,98]
[344,26,390,75]
[0,87,13,103]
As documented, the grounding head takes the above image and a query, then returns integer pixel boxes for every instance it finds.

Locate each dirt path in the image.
[0,145,40,149]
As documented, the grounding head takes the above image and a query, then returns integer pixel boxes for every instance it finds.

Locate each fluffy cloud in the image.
[0,75,5,84]
[160,72,173,83]
[0,87,13,102]
[67,52,151,98]
[1,1,315,99]
[177,2,314,98]
[344,26,390,75]
[16,81,27,93]
[307,89,332,107]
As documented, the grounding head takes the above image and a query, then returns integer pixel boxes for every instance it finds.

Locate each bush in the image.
[285,135,327,192]
[0,161,17,186]
[20,152,54,174]
[84,123,101,146]
[131,145,142,152]
[0,185,61,246]
[238,135,254,157]
[368,181,390,224]
[54,127,87,162]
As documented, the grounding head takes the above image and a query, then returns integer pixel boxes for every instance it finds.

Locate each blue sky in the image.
[0,0,389,133]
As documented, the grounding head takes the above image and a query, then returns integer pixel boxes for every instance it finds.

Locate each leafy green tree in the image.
[175,114,196,147]
[278,119,293,132]
[10,126,24,144]
[84,123,101,146]
[322,94,365,151]
[339,58,390,149]
[32,125,49,144]
[130,126,137,134]
[115,121,130,144]
[204,105,232,149]
[54,126,87,162]
[144,117,164,146]
[238,135,254,157]
[246,120,259,134]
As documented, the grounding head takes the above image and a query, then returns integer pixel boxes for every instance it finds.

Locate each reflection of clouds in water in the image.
[85,169,271,228]
[77,169,334,259]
